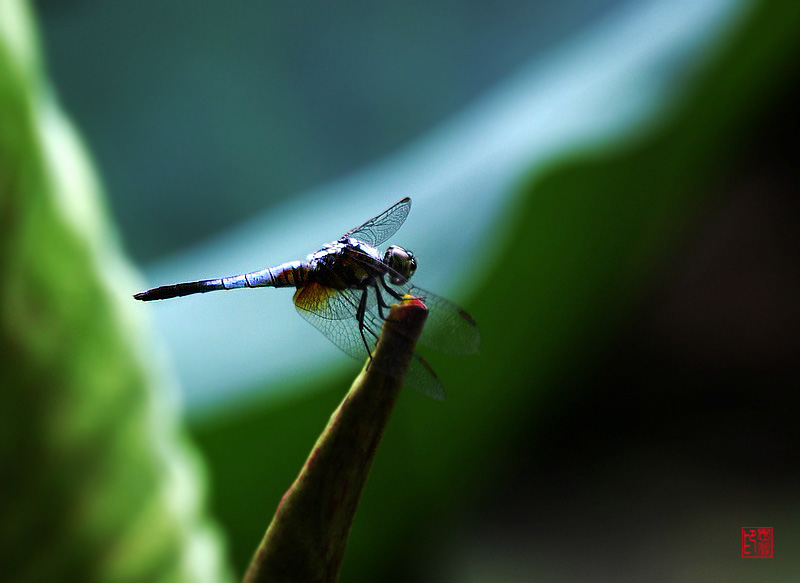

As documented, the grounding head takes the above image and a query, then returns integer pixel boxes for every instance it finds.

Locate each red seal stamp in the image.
[742,527,773,558]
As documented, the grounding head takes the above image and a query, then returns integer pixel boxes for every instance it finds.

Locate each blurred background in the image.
[2,0,799,580]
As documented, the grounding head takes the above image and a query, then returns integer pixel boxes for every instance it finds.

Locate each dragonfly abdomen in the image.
[223,261,309,290]
[133,261,309,301]
[133,279,227,301]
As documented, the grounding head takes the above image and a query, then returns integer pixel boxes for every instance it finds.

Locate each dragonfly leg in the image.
[380,276,408,302]
[375,278,412,326]
[355,287,373,369]
[372,280,391,321]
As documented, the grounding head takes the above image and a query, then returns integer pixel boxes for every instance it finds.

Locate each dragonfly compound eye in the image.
[385,245,416,284]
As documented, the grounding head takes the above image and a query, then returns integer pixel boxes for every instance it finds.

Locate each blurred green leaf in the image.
[0,1,232,581]
[189,1,800,581]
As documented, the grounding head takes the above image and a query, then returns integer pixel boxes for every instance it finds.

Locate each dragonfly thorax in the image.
[306,238,385,289]
[307,238,381,260]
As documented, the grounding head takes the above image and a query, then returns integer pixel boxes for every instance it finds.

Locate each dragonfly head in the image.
[384,245,417,284]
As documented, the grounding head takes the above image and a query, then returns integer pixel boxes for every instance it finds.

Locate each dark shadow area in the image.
[441,55,800,581]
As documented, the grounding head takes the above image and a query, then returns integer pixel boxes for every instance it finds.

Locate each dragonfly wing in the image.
[294,284,374,359]
[389,282,481,355]
[341,197,411,247]
[294,282,361,321]
[293,283,444,399]
[405,355,446,400]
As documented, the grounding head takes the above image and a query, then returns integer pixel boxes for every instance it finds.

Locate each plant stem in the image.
[243,297,428,583]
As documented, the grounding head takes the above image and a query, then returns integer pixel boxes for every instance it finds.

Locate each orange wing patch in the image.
[293,283,339,315]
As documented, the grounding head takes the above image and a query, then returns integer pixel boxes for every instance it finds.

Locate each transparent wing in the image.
[399,283,480,354]
[294,284,375,359]
[342,247,481,355]
[341,197,412,247]
[404,354,446,400]
[293,282,365,322]
[293,283,445,400]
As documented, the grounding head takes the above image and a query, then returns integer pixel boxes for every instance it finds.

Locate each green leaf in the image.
[0,2,233,581]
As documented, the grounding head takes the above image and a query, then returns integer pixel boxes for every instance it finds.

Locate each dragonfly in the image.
[134,197,480,399]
